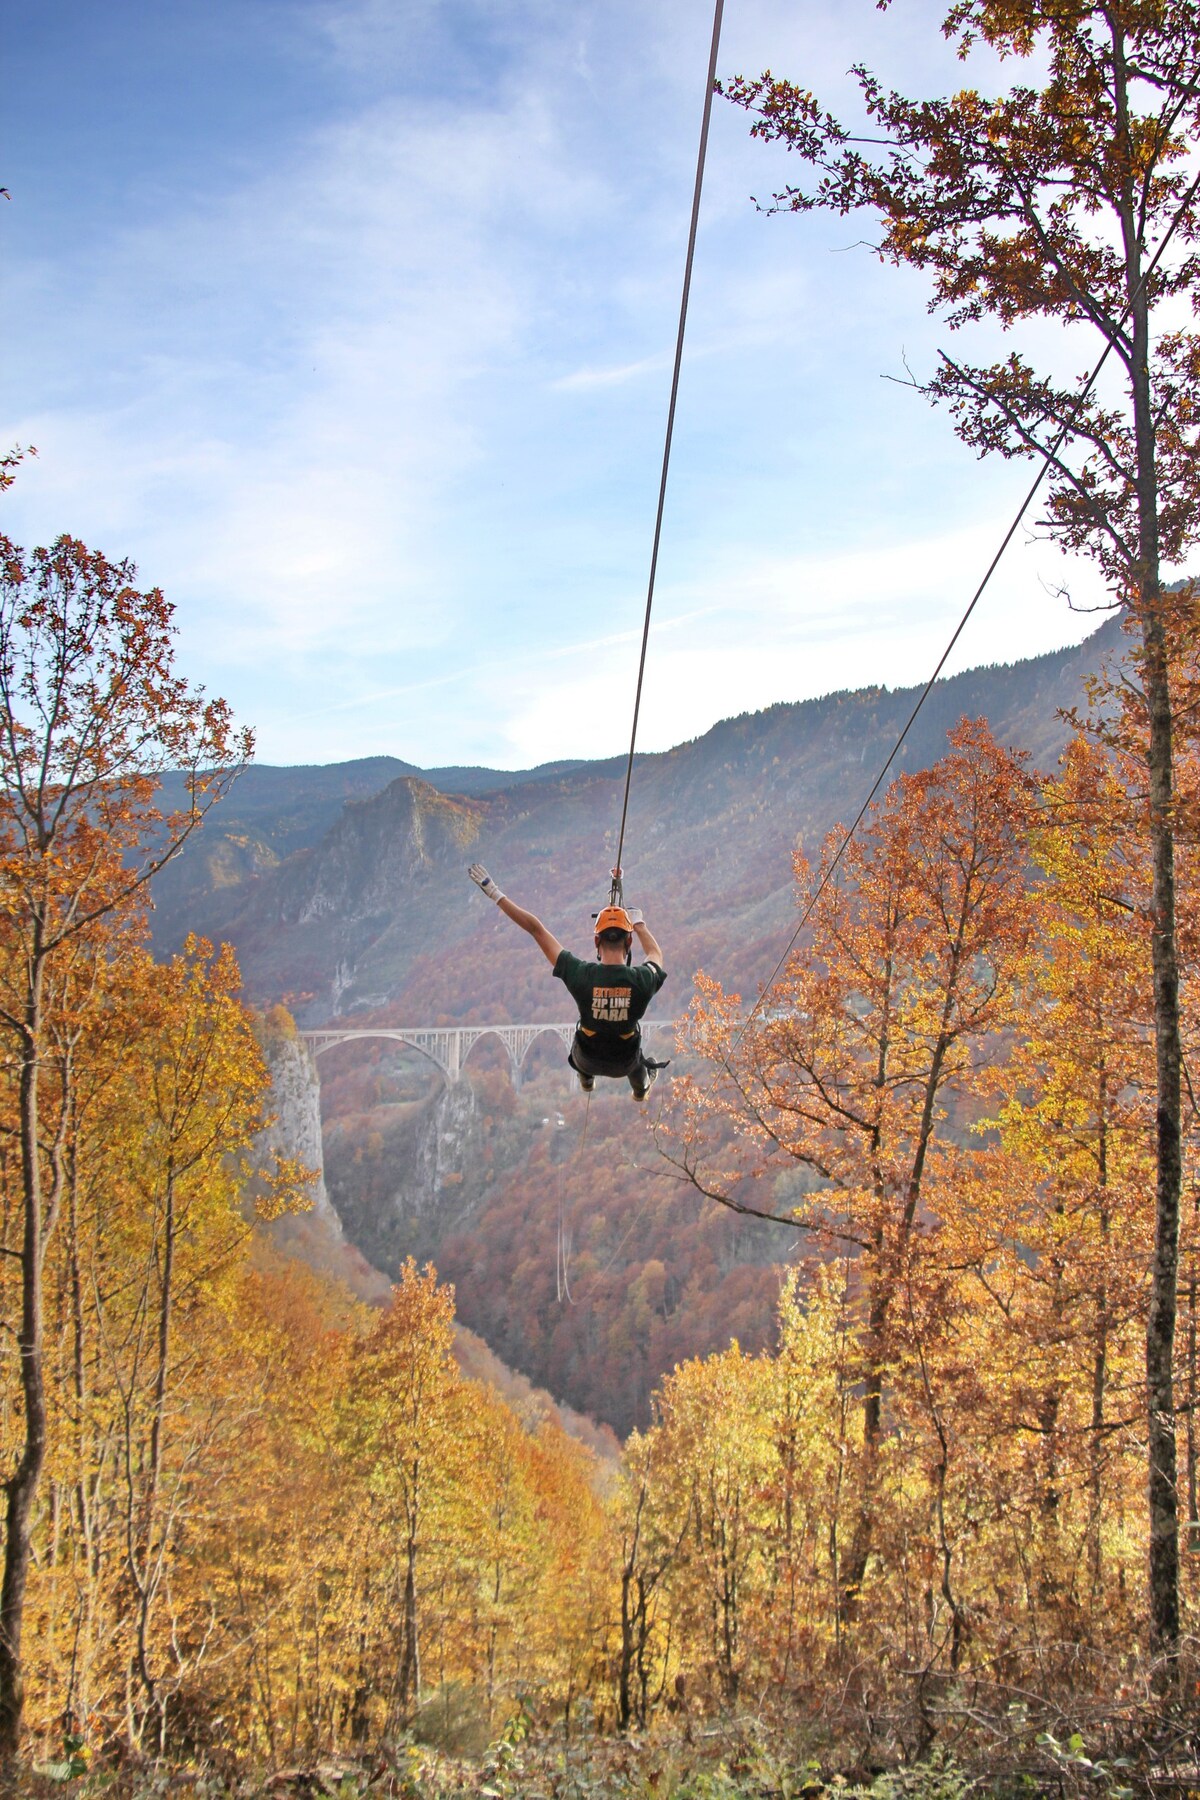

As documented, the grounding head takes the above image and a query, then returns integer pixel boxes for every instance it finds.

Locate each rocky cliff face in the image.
[281,778,485,927]
[256,1021,338,1227]
[323,1075,492,1276]
[187,779,488,1018]
[252,1015,394,1305]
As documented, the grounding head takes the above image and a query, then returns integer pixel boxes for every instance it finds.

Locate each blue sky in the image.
[4,0,1116,770]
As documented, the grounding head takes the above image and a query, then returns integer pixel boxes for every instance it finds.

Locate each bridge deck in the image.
[300,1020,674,1083]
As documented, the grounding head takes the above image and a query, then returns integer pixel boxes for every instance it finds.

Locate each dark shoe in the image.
[578,1072,595,1092]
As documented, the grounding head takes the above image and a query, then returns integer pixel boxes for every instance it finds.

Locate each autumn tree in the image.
[764,1269,855,1677]
[973,739,1156,1622]
[97,942,304,1750]
[668,720,1033,1622]
[0,536,250,1761]
[650,1345,777,1706]
[196,1257,368,1764]
[724,0,1200,1655]
[344,1260,462,1731]
[0,945,311,1760]
[612,1430,681,1729]
[612,1272,862,1711]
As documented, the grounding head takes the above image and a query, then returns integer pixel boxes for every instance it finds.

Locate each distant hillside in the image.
[149,613,1129,1433]
[153,614,1124,1025]
[151,754,630,950]
[152,757,417,938]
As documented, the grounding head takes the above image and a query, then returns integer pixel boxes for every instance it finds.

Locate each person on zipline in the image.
[467,863,667,1101]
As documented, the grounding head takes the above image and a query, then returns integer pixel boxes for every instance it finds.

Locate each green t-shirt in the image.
[553,950,667,1047]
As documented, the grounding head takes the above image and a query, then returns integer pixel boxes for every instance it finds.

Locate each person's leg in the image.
[567,1041,596,1091]
[573,1034,645,1092]
[628,1052,658,1101]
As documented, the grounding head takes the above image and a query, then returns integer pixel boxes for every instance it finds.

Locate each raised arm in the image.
[468,864,562,967]
[497,895,563,966]
[630,910,664,972]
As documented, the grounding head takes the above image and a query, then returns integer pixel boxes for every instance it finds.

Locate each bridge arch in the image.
[302,1022,589,1086]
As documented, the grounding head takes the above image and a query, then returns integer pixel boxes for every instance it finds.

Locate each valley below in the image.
[152,615,1127,1435]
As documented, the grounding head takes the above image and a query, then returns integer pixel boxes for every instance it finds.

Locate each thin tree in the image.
[0,535,250,1762]
[347,1261,460,1732]
[667,722,1034,1623]
[723,0,1200,1658]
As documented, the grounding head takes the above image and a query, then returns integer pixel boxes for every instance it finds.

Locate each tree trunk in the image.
[397,1534,420,1719]
[1186,1185,1199,1554]
[0,992,46,1766]
[1142,593,1182,1661]
[840,960,964,1625]
[617,1564,637,1729]
[131,1169,177,1737]
[839,1315,885,1623]
[1088,1073,1111,1602]
[1112,33,1182,1660]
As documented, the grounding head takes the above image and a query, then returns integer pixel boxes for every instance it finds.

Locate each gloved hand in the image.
[629,906,645,927]
[468,863,505,904]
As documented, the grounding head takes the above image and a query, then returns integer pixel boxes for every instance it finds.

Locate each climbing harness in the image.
[568,1079,674,1305]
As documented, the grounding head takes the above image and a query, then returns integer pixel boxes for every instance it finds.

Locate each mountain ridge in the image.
[152,613,1124,1025]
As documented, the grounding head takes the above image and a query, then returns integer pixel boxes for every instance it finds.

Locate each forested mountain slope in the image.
[150,615,1126,1432]
[154,616,1123,1024]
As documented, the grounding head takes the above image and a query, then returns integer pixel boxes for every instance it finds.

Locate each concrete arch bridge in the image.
[300,1021,674,1087]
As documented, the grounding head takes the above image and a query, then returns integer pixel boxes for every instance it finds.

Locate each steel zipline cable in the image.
[720,164,1200,1068]
[590,31,1197,1230]
[654,168,1200,1239]
[610,0,726,902]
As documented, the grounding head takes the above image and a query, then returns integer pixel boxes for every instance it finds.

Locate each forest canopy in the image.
[3,0,1200,1784]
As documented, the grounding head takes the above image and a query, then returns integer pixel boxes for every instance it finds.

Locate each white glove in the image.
[629,906,644,927]
[468,863,505,904]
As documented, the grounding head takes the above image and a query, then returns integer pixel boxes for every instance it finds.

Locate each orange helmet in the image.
[594,905,633,942]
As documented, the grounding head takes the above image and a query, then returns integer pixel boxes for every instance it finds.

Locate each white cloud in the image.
[495,521,1112,767]
[6,78,610,669]
[3,0,1159,775]
[551,354,669,393]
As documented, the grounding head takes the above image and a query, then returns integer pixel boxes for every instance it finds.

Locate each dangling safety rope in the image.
[556,1190,574,1303]
[556,1089,593,1304]
[611,0,726,902]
